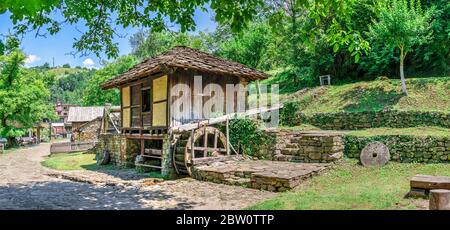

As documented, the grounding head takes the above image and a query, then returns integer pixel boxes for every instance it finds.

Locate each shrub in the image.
[227,118,275,159]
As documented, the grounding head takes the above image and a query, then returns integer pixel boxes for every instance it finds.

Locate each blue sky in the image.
[0,8,216,69]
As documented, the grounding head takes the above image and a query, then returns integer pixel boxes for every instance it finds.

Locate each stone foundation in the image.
[192,160,330,192]
[96,134,140,167]
[268,130,344,163]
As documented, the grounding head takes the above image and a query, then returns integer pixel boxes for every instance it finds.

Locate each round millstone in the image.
[360,142,390,167]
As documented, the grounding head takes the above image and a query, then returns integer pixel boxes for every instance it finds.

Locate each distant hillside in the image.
[283,77,450,115]
[45,67,95,105]
[45,67,89,80]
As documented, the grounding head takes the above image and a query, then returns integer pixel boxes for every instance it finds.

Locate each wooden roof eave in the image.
[101,65,163,89]
[101,64,269,90]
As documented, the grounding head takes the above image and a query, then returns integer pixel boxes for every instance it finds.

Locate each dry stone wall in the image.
[344,135,450,163]
[73,118,102,142]
[267,130,345,163]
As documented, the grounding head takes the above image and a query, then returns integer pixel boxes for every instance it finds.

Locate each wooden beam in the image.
[190,128,195,159]
[214,129,218,150]
[411,174,450,190]
[226,118,230,156]
[192,147,226,152]
[170,104,283,132]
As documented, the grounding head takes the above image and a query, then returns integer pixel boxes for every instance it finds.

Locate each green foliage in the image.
[280,101,303,126]
[249,159,450,210]
[0,50,56,146]
[0,40,4,55]
[218,23,272,69]
[82,55,137,106]
[130,30,209,60]
[367,0,432,93]
[368,0,432,54]
[2,0,264,58]
[228,118,274,159]
[49,70,94,104]
[413,0,450,73]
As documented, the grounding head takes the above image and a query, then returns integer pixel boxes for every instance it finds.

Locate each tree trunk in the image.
[399,46,407,95]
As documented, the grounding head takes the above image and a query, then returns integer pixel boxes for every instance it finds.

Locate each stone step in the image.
[223,177,251,186]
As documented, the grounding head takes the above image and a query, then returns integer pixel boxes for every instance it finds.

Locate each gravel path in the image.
[0,143,274,210]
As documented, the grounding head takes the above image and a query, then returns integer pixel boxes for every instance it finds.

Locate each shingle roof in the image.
[101,46,269,89]
[67,106,104,123]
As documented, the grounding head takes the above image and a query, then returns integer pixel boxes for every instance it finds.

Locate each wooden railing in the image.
[50,141,97,154]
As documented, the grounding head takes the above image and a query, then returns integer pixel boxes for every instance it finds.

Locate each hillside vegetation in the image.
[282,77,450,115]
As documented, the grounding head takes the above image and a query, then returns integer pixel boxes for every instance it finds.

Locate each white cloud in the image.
[82,58,96,69]
[25,54,41,64]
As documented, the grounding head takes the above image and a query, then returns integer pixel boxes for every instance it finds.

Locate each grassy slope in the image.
[249,159,450,210]
[280,77,450,115]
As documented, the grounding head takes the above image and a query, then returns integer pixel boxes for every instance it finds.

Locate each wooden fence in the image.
[50,141,97,154]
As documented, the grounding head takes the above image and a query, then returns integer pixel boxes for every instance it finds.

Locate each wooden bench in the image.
[409,174,450,197]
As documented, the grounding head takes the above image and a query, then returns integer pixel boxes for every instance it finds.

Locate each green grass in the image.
[249,159,450,210]
[279,124,323,131]
[283,77,450,115]
[41,152,98,170]
[348,126,450,137]
[41,152,165,178]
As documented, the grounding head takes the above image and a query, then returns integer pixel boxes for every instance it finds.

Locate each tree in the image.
[49,70,94,104]
[41,62,51,69]
[82,55,137,106]
[130,29,210,60]
[62,63,71,68]
[218,22,272,70]
[368,0,432,94]
[0,50,56,146]
[1,0,264,58]
[0,40,4,56]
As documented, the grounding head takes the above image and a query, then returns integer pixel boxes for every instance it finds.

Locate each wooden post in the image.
[140,139,145,155]
[226,118,230,156]
[429,189,450,210]
[213,129,218,151]
[203,127,208,157]
[191,128,195,159]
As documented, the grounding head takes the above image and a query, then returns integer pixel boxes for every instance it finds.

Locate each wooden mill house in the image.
[101,46,269,177]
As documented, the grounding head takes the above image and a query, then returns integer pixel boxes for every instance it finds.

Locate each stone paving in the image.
[0,143,274,210]
[193,160,331,192]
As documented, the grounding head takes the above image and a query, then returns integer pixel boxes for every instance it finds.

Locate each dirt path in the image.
[0,143,274,210]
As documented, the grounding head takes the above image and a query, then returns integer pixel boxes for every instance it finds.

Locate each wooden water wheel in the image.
[172,126,229,176]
